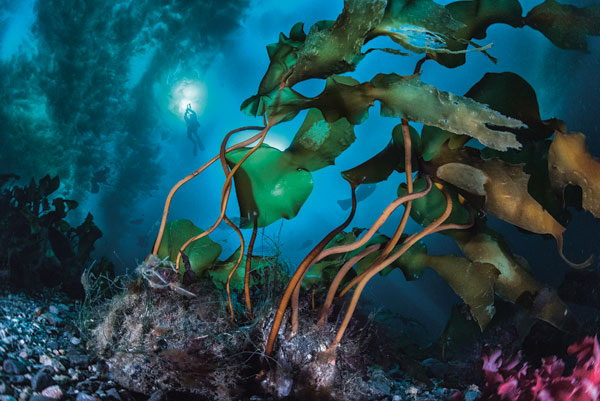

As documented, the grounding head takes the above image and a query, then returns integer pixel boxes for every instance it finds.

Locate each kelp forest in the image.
[2,1,600,400]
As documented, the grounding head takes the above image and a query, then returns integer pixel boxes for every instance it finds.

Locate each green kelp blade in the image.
[371,73,525,151]
[226,145,313,229]
[373,0,467,55]
[435,0,523,68]
[286,108,356,172]
[157,219,222,278]
[266,75,373,126]
[241,23,306,117]
[342,141,401,185]
[435,158,566,241]
[286,0,386,87]
[426,255,499,329]
[446,0,523,40]
[397,177,471,229]
[548,131,600,219]
[525,0,600,52]
[481,140,564,222]
[379,0,466,37]
[308,75,373,125]
[208,247,274,291]
[450,228,574,331]
[421,71,553,162]
[268,73,525,152]
[421,125,457,162]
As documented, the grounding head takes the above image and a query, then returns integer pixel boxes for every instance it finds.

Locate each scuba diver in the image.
[184,103,205,156]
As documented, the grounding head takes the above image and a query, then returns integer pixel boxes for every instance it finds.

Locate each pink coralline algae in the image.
[454,336,600,401]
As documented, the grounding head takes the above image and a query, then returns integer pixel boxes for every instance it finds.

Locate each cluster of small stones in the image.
[0,289,170,401]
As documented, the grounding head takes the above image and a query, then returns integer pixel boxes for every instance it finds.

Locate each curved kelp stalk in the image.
[244,216,259,316]
[312,178,432,264]
[150,125,265,256]
[174,124,273,273]
[329,186,453,349]
[264,180,357,356]
[373,118,414,265]
[289,181,359,337]
[317,243,382,328]
[337,208,475,299]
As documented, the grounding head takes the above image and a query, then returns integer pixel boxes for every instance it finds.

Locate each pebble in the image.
[0,290,134,401]
[46,342,59,351]
[31,370,54,392]
[3,360,26,375]
[65,354,88,368]
[41,385,62,399]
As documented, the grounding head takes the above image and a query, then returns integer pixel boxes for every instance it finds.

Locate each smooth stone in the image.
[28,396,54,401]
[41,385,62,399]
[66,353,89,367]
[46,341,59,351]
[3,359,26,375]
[31,370,55,392]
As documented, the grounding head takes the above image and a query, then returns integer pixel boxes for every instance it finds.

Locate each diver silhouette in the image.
[184,104,205,156]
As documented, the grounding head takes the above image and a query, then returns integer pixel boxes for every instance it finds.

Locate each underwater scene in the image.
[1,0,600,400]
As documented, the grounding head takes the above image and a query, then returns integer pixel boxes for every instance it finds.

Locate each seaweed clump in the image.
[0,174,113,297]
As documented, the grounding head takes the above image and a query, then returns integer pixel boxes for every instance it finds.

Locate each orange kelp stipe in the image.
[150,126,264,257]
[175,124,272,274]
[264,181,357,356]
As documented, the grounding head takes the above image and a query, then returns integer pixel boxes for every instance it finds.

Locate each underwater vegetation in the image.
[0,174,113,297]
[466,336,600,401]
[91,0,600,399]
[0,0,249,262]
